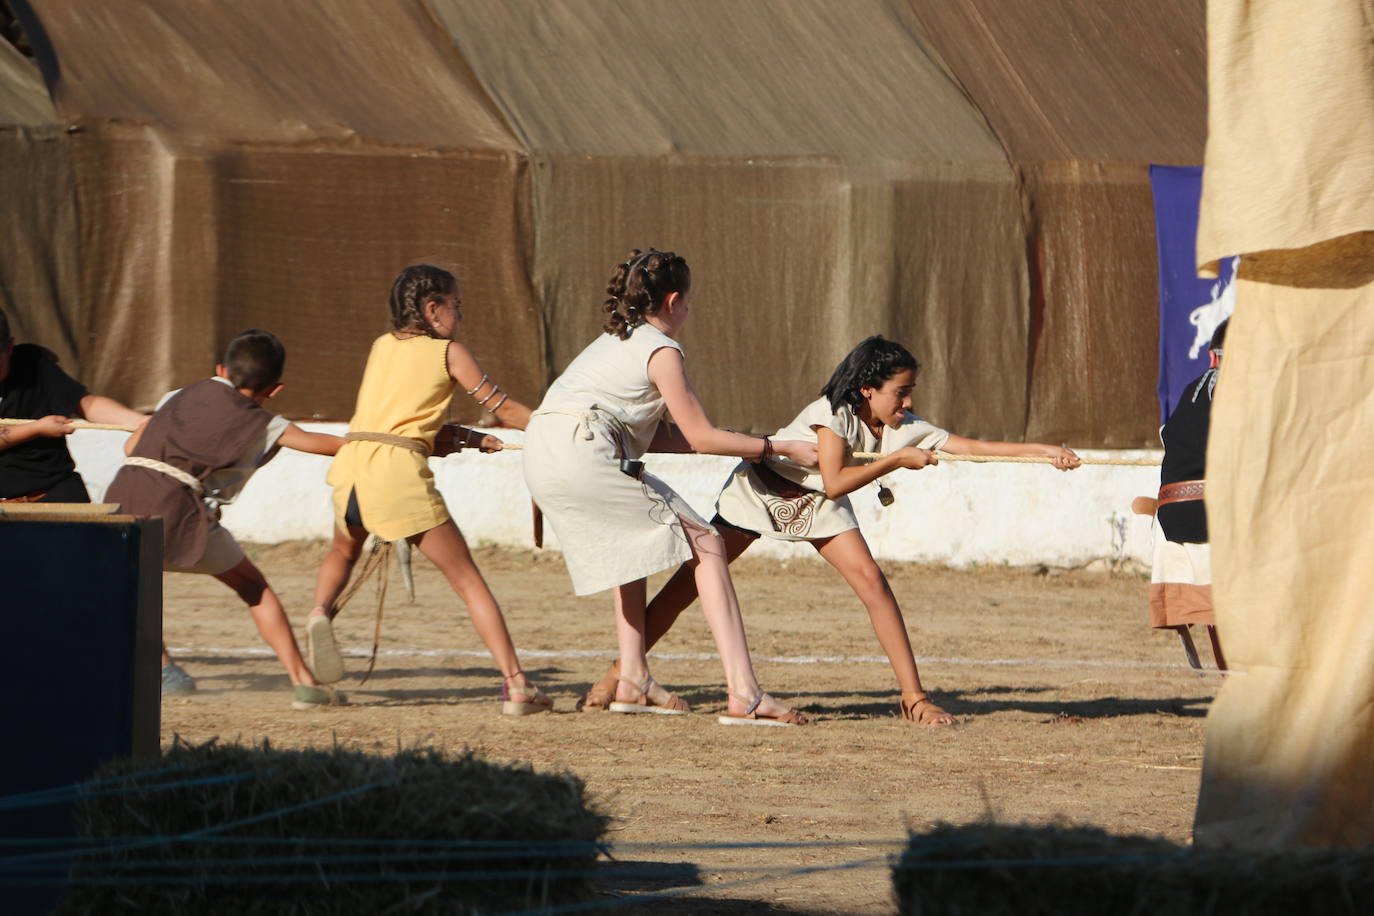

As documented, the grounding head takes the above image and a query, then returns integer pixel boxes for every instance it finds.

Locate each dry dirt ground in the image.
[161,541,1220,915]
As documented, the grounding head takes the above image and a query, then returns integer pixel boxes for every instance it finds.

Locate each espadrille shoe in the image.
[292,684,347,710]
[306,613,345,684]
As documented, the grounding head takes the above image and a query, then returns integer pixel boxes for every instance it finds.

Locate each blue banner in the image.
[1148,164,1237,422]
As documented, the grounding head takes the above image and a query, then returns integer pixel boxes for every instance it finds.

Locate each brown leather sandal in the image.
[608,674,690,715]
[900,692,955,726]
[576,660,620,712]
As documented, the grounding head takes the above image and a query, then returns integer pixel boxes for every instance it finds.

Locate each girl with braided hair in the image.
[523,248,815,726]
[306,264,553,715]
[579,335,1080,726]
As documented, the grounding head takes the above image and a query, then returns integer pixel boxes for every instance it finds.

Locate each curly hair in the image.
[602,248,691,339]
[820,336,920,413]
[389,264,457,336]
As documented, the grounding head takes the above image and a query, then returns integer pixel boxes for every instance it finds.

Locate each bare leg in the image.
[308,523,369,621]
[586,524,757,704]
[813,529,952,725]
[681,520,798,720]
[215,558,317,687]
[412,519,543,700]
[613,579,650,700]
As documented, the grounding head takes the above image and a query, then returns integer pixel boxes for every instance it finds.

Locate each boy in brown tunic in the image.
[106,330,344,708]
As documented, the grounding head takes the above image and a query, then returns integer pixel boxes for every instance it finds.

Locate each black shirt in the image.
[1157,369,1214,543]
[0,344,89,499]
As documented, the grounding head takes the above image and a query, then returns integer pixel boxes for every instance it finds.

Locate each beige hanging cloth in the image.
[1191,0,1374,848]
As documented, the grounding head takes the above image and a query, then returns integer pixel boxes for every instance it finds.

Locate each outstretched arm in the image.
[278,423,343,456]
[941,434,1080,470]
[647,347,817,465]
[79,394,148,429]
[447,340,532,430]
[816,427,937,500]
[0,416,75,452]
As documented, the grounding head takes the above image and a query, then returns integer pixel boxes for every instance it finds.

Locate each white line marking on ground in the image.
[168,646,1212,671]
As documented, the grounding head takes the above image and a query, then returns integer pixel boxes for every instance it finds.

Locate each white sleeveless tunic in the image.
[522,324,714,595]
[715,398,949,541]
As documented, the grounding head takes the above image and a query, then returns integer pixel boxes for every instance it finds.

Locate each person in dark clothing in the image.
[0,307,147,501]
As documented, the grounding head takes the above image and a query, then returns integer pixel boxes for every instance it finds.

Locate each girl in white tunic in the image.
[578,336,1080,725]
[523,249,816,726]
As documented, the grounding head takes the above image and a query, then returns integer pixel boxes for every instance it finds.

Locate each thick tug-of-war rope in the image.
[1,418,1161,466]
[854,451,1160,467]
[1,417,140,432]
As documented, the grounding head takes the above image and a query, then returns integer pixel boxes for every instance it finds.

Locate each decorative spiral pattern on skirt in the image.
[767,494,817,536]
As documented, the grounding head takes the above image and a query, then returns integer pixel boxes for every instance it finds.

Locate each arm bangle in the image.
[464,374,490,396]
[753,435,771,463]
[487,392,510,412]
[476,383,503,406]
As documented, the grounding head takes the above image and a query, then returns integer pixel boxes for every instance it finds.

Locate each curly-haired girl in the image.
[523,249,816,726]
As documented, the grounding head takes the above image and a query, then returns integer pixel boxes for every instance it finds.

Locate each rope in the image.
[1,419,1158,466]
[854,451,1160,466]
[1,417,137,432]
[331,537,391,685]
[343,431,429,456]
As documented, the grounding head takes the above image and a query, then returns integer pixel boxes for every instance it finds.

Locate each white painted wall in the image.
[71,425,1161,570]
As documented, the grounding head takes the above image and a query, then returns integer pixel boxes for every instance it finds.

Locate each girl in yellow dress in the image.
[306,265,551,715]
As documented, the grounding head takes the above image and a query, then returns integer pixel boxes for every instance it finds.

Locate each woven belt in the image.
[124,456,204,496]
[1158,479,1205,505]
[0,488,49,503]
[344,431,430,456]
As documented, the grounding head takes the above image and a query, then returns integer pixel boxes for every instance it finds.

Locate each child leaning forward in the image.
[105,330,344,707]
[579,335,1079,725]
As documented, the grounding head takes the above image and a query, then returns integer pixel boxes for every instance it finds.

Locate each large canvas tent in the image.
[2,0,1206,444]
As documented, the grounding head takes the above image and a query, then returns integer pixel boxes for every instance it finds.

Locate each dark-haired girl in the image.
[580,335,1079,725]
[306,264,553,715]
[522,249,816,726]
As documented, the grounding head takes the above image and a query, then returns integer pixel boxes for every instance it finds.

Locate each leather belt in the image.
[1158,479,1205,505]
[0,488,49,503]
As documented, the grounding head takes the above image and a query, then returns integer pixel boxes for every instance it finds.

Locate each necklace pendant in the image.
[877,485,895,508]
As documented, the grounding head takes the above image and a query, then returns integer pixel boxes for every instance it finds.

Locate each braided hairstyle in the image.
[821,336,920,413]
[389,264,457,336]
[602,248,691,339]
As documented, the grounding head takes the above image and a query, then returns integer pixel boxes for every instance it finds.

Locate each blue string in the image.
[0,771,258,813]
[0,764,186,810]
[0,776,397,869]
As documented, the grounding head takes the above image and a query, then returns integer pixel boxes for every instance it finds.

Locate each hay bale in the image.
[893,823,1374,916]
[55,739,608,915]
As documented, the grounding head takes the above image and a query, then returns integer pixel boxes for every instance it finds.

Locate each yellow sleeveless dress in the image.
[327,334,453,540]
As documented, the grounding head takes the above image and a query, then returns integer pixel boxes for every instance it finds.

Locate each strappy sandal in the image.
[501,670,554,716]
[608,674,690,715]
[900,692,955,726]
[577,660,620,713]
[717,692,809,727]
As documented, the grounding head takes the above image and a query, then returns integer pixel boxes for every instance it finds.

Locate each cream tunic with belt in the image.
[327,334,453,541]
[715,398,949,541]
[523,324,713,596]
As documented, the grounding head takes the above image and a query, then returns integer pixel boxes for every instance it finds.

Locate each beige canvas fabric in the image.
[6,0,1211,443]
[24,0,542,419]
[1196,0,1374,276]
[429,0,1030,439]
[0,37,80,368]
[907,0,1208,446]
[1192,0,1374,848]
